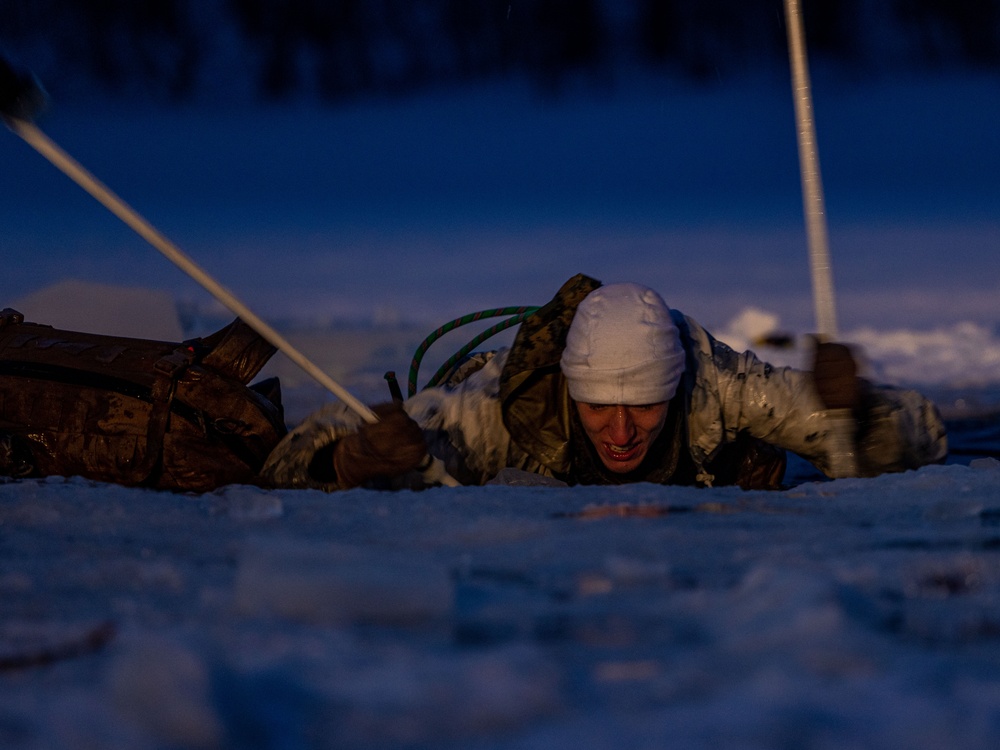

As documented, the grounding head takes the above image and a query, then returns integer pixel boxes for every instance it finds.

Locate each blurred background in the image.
[1,1,998,410]
[2,0,999,104]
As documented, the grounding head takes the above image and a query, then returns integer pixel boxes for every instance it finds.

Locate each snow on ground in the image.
[4,462,1000,749]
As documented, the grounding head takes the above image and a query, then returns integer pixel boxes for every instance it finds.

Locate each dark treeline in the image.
[1,0,998,101]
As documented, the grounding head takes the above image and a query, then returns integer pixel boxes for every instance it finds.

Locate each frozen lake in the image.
[4,462,1000,749]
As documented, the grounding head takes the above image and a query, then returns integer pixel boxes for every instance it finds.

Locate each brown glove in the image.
[812,341,860,411]
[332,402,428,488]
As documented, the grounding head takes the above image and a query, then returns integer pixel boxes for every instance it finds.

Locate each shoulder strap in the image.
[497,273,602,475]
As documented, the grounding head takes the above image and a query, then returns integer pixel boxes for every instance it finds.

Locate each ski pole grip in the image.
[384,371,405,403]
[824,408,858,478]
[812,338,861,478]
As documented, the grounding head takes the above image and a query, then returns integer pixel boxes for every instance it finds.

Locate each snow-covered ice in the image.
[4,464,1000,748]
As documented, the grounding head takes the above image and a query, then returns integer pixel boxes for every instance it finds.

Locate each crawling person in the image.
[262,274,946,490]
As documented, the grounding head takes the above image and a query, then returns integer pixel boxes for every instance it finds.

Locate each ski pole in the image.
[0,57,459,487]
[783,0,858,477]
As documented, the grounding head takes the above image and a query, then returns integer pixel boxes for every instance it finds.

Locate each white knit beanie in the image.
[560,283,685,405]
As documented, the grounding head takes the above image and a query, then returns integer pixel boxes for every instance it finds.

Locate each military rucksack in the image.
[0,308,287,492]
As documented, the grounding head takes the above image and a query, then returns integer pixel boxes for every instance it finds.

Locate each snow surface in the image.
[4,463,1000,749]
[2,72,1000,748]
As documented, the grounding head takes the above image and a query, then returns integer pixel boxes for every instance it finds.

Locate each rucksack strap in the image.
[127,345,197,484]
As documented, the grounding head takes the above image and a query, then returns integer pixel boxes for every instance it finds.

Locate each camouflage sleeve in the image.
[260,401,366,490]
[853,382,948,475]
[262,351,519,490]
[405,350,516,485]
[714,341,947,477]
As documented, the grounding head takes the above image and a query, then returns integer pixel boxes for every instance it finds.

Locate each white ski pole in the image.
[6,117,376,417]
[783,0,858,477]
[0,62,459,487]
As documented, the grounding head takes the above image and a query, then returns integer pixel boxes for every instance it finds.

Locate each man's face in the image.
[575,401,670,474]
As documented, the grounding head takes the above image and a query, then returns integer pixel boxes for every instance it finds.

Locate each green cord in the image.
[408,306,539,396]
[424,310,538,391]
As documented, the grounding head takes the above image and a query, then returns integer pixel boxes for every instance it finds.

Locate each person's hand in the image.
[812,341,860,411]
[332,402,427,488]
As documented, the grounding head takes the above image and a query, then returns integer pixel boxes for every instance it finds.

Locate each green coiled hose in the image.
[408,306,539,396]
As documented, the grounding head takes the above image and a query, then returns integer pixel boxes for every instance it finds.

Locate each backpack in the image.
[0,308,287,492]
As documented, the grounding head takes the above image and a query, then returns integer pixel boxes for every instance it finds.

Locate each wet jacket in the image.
[262,274,947,490]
